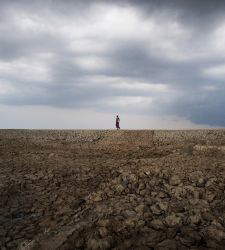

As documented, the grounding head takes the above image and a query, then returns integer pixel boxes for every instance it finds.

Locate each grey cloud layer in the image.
[1,0,225,126]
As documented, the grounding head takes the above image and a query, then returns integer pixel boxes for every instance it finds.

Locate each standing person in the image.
[116,115,120,130]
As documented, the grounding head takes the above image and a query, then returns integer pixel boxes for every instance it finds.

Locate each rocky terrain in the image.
[1,129,225,249]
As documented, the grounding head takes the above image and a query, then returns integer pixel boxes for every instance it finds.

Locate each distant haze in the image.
[0,0,225,129]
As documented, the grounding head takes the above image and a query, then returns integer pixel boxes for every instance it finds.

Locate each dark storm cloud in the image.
[107,41,200,86]
[1,0,225,126]
[120,0,225,26]
[168,85,225,126]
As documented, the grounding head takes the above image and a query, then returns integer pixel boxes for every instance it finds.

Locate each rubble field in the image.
[1,129,225,250]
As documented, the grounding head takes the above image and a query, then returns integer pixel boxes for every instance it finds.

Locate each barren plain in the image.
[1,129,225,249]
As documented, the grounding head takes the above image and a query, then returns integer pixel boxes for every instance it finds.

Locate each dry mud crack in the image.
[1,129,225,249]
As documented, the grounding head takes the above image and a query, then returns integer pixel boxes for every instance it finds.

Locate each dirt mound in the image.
[1,129,225,249]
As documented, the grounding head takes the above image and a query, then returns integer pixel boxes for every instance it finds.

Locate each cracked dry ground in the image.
[1,130,225,249]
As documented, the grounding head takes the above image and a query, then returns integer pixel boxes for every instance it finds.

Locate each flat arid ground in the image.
[1,129,225,250]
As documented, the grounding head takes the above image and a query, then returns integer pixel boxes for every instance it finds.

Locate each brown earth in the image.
[1,129,225,249]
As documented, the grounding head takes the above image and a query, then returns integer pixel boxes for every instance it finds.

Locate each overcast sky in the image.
[0,0,225,129]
